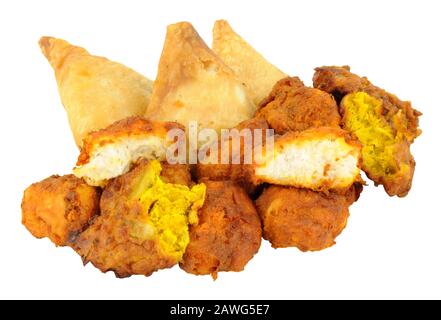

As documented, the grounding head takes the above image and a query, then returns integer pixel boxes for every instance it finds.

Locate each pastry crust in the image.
[213,20,287,105]
[145,22,255,134]
[39,37,153,147]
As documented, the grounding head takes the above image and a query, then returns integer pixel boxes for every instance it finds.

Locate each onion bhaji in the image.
[256,185,357,251]
[22,175,100,246]
[180,180,262,279]
[74,159,205,278]
[313,66,422,196]
[255,77,341,134]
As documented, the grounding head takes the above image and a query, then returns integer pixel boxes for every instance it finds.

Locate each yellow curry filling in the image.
[342,92,403,178]
[130,160,206,261]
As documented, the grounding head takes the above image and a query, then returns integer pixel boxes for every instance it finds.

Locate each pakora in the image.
[74,160,205,277]
[180,180,261,279]
[313,66,421,196]
[22,174,100,246]
[73,116,184,187]
[256,185,356,251]
[256,77,341,134]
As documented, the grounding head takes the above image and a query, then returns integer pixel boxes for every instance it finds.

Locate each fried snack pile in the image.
[23,20,422,278]
[39,37,153,147]
[313,66,421,196]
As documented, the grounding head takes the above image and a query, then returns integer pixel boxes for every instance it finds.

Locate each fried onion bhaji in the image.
[75,159,205,278]
[256,185,357,251]
[180,180,261,279]
[313,66,422,197]
[195,117,273,194]
[73,116,184,187]
[22,175,100,246]
[253,127,362,193]
[255,77,341,134]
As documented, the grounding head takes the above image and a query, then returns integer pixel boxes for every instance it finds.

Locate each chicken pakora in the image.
[73,116,184,187]
[313,66,422,196]
[252,127,361,193]
[22,175,100,246]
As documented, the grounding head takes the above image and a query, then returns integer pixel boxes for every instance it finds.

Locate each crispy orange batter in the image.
[313,66,422,196]
[180,180,262,279]
[195,117,272,194]
[74,160,194,278]
[256,77,341,134]
[256,186,355,251]
[22,175,100,246]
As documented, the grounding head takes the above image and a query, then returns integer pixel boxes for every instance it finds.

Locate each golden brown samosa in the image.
[213,20,287,105]
[144,22,255,134]
[39,37,153,147]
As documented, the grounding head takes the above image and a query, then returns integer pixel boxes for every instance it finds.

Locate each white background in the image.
[1,0,440,299]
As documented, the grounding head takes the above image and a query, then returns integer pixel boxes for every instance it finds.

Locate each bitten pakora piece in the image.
[256,185,355,251]
[75,160,205,278]
[253,127,361,193]
[256,77,341,134]
[180,180,262,279]
[22,175,100,246]
[313,66,422,196]
[73,116,184,187]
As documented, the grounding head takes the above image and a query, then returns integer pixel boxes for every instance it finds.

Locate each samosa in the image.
[39,37,153,147]
[213,20,287,105]
[145,22,255,135]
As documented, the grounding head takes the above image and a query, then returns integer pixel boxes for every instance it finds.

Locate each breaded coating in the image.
[73,116,184,187]
[180,180,262,279]
[256,77,341,134]
[39,37,153,147]
[253,127,361,193]
[22,175,100,246]
[313,66,422,196]
[195,117,272,194]
[75,160,205,278]
[256,186,353,251]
